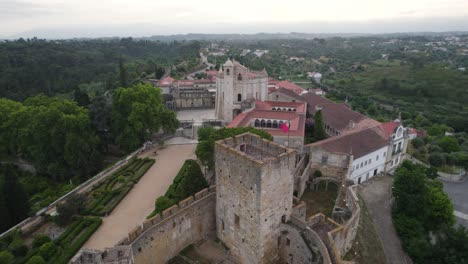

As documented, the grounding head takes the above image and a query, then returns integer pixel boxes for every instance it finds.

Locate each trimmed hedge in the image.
[85,158,154,216]
[148,159,208,218]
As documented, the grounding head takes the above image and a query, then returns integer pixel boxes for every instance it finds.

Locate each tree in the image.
[0,177,12,233]
[429,153,445,167]
[0,250,14,264]
[2,166,30,225]
[112,83,178,150]
[25,256,46,264]
[56,193,85,225]
[437,136,460,153]
[73,87,90,107]
[411,138,425,149]
[119,56,128,88]
[313,110,327,141]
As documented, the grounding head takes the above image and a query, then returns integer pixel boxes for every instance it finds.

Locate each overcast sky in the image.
[1,0,468,38]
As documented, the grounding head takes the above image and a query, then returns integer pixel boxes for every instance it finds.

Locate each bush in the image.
[25,256,46,264]
[32,235,50,249]
[0,250,14,264]
[313,170,322,177]
[7,238,27,257]
[438,136,460,153]
[155,196,176,214]
[38,242,56,260]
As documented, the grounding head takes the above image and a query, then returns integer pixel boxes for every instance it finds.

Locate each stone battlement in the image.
[215,132,295,165]
[121,185,216,246]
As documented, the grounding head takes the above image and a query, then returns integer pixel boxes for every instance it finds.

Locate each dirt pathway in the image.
[83,144,197,250]
[359,175,413,264]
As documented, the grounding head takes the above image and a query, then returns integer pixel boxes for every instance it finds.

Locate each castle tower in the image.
[214,133,296,263]
[215,59,268,123]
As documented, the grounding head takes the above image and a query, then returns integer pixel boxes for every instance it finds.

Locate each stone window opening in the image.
[235,214,240,227]
[277,236,281,247]
[321,155,328,165]
[237,93,242,102]
[237,73,242,80]
[226,69,230,75]
[286,238,291,246]
[222,219,225,231]
[281,215,286,223]
[240,144,246,152]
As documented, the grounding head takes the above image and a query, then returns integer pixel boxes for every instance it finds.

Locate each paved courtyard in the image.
[441,177,468,228]
[83,143,197,250]
[359,175,412,264]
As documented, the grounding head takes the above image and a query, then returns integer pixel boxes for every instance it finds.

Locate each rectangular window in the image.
[360,163,363,168]
[365,160,367,166]
[286,238,291,246]
[376,155,379,161]
[234,214,240,227]
[369,159,371,164]
[398,142,402,151]
[321,155,328,165]
[384,152,386,157]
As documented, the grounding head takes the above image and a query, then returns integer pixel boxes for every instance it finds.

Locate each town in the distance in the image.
[0,33,467,264]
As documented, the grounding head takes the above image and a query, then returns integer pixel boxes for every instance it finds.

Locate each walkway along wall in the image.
[121,186,217,264]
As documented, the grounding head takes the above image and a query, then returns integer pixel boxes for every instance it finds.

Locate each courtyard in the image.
[301,181,338,218]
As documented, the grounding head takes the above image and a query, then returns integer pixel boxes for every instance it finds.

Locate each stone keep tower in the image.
[215,59,268,123]
[214,133,296,264]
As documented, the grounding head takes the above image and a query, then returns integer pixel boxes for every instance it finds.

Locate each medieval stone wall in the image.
[309,147,351,182]
[278,223,319,264]
[126,186,217,264]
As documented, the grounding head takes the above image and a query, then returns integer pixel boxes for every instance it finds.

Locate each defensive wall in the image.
[125,186,216,263]
[289,186,360,264]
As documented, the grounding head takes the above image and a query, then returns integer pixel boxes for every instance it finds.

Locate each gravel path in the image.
[83,144,197,250]
[359,175,413,264]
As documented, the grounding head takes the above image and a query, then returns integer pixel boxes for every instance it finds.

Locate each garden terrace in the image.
[84,158,155,216]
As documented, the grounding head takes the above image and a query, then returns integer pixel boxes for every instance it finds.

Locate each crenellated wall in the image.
[125,186,216,264]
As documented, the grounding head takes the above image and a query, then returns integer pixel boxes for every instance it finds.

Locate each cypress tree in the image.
[313,110,327,141]
[2,165,30,225]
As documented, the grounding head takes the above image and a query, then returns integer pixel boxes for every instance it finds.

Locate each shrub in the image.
[0,250,14,264]
[437,136,460,153]
[32,235,51,249]
[155,196,176,214]
[25,256,46,264]
[7,238,27,257]
[313,170,322,178]
[38,242,56,260]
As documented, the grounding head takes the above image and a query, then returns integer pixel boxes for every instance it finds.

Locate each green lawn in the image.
[301,181,338,218]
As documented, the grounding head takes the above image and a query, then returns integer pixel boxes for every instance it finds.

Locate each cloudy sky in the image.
[1,0,468,38]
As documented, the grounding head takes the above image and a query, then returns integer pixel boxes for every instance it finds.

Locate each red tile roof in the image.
[380,122,400,138]
[308,126,388,159]
[276,81,304,94]
[301,93,380,132]
[227,100,306,137]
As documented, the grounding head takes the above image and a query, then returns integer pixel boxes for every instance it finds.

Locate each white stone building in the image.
[215,59,268,123]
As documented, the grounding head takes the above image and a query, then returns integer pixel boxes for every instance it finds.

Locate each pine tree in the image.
[2,165,30,224]
[313,110,327,141]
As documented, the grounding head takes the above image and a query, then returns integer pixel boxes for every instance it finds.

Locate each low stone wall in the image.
[438,170,466,182]
[294,154,311,197]
[126,186,217,264]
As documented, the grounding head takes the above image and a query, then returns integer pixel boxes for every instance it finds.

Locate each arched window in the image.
[288,108,292,111]
[266,120,272,128]
[254,119,260,127]
[293,109,296,112]
[237,93,242,102]
[279,121,284,127]
[261,120,266,127]
[226,69,230,75]
[273,120,278,128]
[237,73,242,80]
